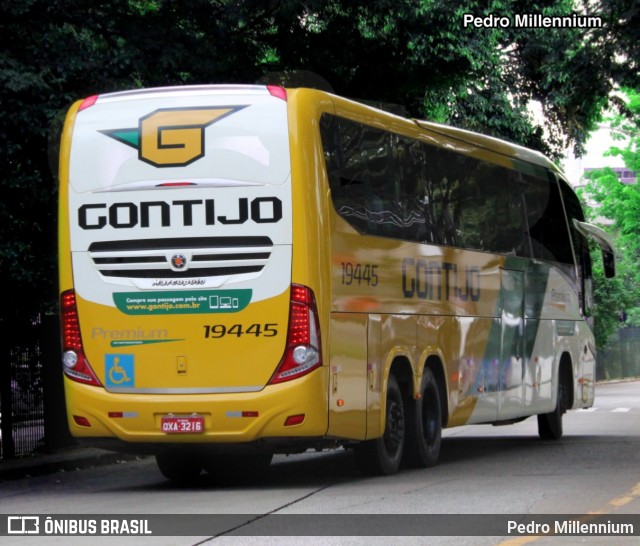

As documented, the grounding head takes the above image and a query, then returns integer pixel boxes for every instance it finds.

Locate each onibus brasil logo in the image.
[101,106,246,168]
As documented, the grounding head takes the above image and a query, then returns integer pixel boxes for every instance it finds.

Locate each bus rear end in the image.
[58,86,327,478]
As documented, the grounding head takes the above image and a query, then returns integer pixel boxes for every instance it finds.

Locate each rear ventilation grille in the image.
[88,237,272,279]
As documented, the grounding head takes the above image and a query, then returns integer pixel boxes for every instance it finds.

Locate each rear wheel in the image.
[155,452,203,484]
[404,368,442,467]
[355,374,405,476]
[538,374,567,440]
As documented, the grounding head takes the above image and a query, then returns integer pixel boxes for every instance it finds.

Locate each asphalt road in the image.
[1,380,639,546]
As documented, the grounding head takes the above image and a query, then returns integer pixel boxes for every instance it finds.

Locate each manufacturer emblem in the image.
[171,254,187,269]
[100,106,247,168]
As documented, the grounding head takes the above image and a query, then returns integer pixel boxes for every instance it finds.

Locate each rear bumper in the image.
[64,368,329,445]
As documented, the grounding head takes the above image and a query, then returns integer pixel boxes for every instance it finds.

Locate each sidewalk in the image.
[0,445,145,481]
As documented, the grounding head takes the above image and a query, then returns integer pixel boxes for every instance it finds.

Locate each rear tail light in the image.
[78,95,98,111]
[267,85,287,101]
[61,290,102,386]
[269,285,322,384]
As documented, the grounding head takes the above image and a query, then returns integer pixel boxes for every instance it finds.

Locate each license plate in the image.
[161,415,204,434]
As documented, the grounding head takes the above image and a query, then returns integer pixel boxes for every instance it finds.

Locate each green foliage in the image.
[579,89,640,348]
[220,0,636,160]
[590,244,638,348]
[581,89,640,269]
[583,166,640,262]
[627,308,640,327]
[0,0,270,325]
[1,0,639,329]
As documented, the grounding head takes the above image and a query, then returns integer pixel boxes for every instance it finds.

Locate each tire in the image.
[538,375,567,440]
[404,368,442,468]
[355,374,405,476]
[155,452,203,484]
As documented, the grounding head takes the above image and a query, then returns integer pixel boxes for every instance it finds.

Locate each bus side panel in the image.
[523,318,555,414]
[326,313,417,442]
[537,262,588,413]
[439,316,502,427]
[576,321,596,407]
[287,88,335,347]
[375,313,417,435]
[366,314,382,439]
[327,313,368,440]
[497,268,525,420]
[286,90,337,438]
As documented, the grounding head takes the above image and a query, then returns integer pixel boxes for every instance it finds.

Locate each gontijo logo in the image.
[101,106,247,167]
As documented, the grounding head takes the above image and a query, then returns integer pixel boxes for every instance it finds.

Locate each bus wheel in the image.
[537,376,566,440]
[355,374,405,475]
[404,368,442,467]
[155,452,203,484]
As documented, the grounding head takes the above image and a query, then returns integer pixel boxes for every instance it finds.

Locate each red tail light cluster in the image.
[78,94,98,111]
[267,85,287,101]
[61,290,102,386]
[269,285,322,384]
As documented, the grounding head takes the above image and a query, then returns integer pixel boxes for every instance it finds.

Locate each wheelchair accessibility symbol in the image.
[105,354,135,388]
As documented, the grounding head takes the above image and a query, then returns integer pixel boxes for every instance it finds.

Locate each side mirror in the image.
[573,220,616,278]
[602,249,616,278]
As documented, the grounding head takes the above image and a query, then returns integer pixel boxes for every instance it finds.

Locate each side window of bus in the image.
[359,125,397,236]
[423,146,465,247]
[454,159,526,256]
[321,115,401,238]
[397,137,445,244]
[559,177,592,310]
[417,145,526,257]
[559,175,586,252]
[321,113,532,259]
[524,173,575,264]
[320,115,369,233]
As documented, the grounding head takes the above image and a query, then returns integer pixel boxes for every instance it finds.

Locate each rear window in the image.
[69,89,290,193]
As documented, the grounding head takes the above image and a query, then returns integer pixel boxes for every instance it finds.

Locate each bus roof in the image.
[413,119,561,174]
[84,84,563,179]
[310,87,562,176]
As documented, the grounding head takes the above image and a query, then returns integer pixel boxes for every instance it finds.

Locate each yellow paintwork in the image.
[64,367,328,442]
[59,86,593,449]
[75,291,290,390]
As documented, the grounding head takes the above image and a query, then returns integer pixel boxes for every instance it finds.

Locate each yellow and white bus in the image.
[59,85,615,481]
